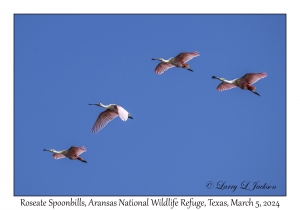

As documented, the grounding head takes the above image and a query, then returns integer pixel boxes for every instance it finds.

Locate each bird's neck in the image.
[167,57,174,62]
[221,79,236,84]
[100,103,116,109]
[99,103,111,109]
[49,149,62,154]
[158,58,170,62]
[223,79,233,83]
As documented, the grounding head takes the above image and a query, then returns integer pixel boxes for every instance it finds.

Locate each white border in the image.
[1,0,297,209]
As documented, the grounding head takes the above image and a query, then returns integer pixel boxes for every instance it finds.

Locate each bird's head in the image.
[43,149,53,152]
[128,114,133,119]
[212,76,225,81]
[89,103,102,107]
[151,58,163,61]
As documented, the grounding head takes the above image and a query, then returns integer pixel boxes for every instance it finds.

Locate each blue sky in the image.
[14,14,286,196]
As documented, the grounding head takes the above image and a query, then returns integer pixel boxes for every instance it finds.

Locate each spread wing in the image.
[241,72,267,85]
[154,62,174,75]
[174,51,200,63]
[52,153,65,159]
[91,109,118,133]
[216,82,237,91]
[116,105,129,121]
[67,146,86,156]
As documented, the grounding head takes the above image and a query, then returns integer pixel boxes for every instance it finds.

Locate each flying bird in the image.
[152,51,200,74]
[89,103,133,133]
[212,72,267,96]
[43,146,87,163]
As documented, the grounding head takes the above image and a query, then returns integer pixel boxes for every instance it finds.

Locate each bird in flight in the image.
[212,72,267,96]
[89,103,133,133]
[43,146,87,163]
[152,51,200,75]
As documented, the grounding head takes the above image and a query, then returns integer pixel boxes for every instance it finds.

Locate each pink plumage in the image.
[52,153,65,159]
[91,109,119,133]
[67,146,86,157]
[154,63,174,75]
[173,51,200,64]
[216,83,237,91]
[116,105,129,121]
[238,72,267,86]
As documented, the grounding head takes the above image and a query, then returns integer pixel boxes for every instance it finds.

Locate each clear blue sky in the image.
[14,14,285,196]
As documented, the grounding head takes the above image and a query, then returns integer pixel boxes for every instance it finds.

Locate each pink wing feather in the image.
[52,153,65,159]
[174,51,200,63]
[116,105,129,121]
[67,146,86,156]
[91,109,118,133]
[216,82,237,91]
[154,62,174,74]
[241,72,267,84]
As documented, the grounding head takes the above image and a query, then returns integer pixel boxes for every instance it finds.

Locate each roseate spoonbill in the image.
[152,51,200,74]
[212,72,267,96]
[89,103,133,133]
[43,146,87,163]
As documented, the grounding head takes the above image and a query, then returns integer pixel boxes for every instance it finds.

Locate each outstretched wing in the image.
[241,72,267,85]
[67,146,87,156]
[216,82,237,91]
[116,105,129,121]
[154,62,174,75]
[91,109,118,133]
[174,51,200,63]
[52,153,65,159]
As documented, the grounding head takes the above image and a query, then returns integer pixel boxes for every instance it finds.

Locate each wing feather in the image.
[241,72,267,84]
[67,146,86,156]
[52,153,65,159]
[216,82,237,91]
[91,109,118,133]
[174,51,200,63]
[116,105,129,121]
[154,62,174,74]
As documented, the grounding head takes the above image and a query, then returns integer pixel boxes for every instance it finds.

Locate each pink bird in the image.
[43,146,87,163]
[212,72,267,96]
[89,103,133,133]
[152,51,200,74]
